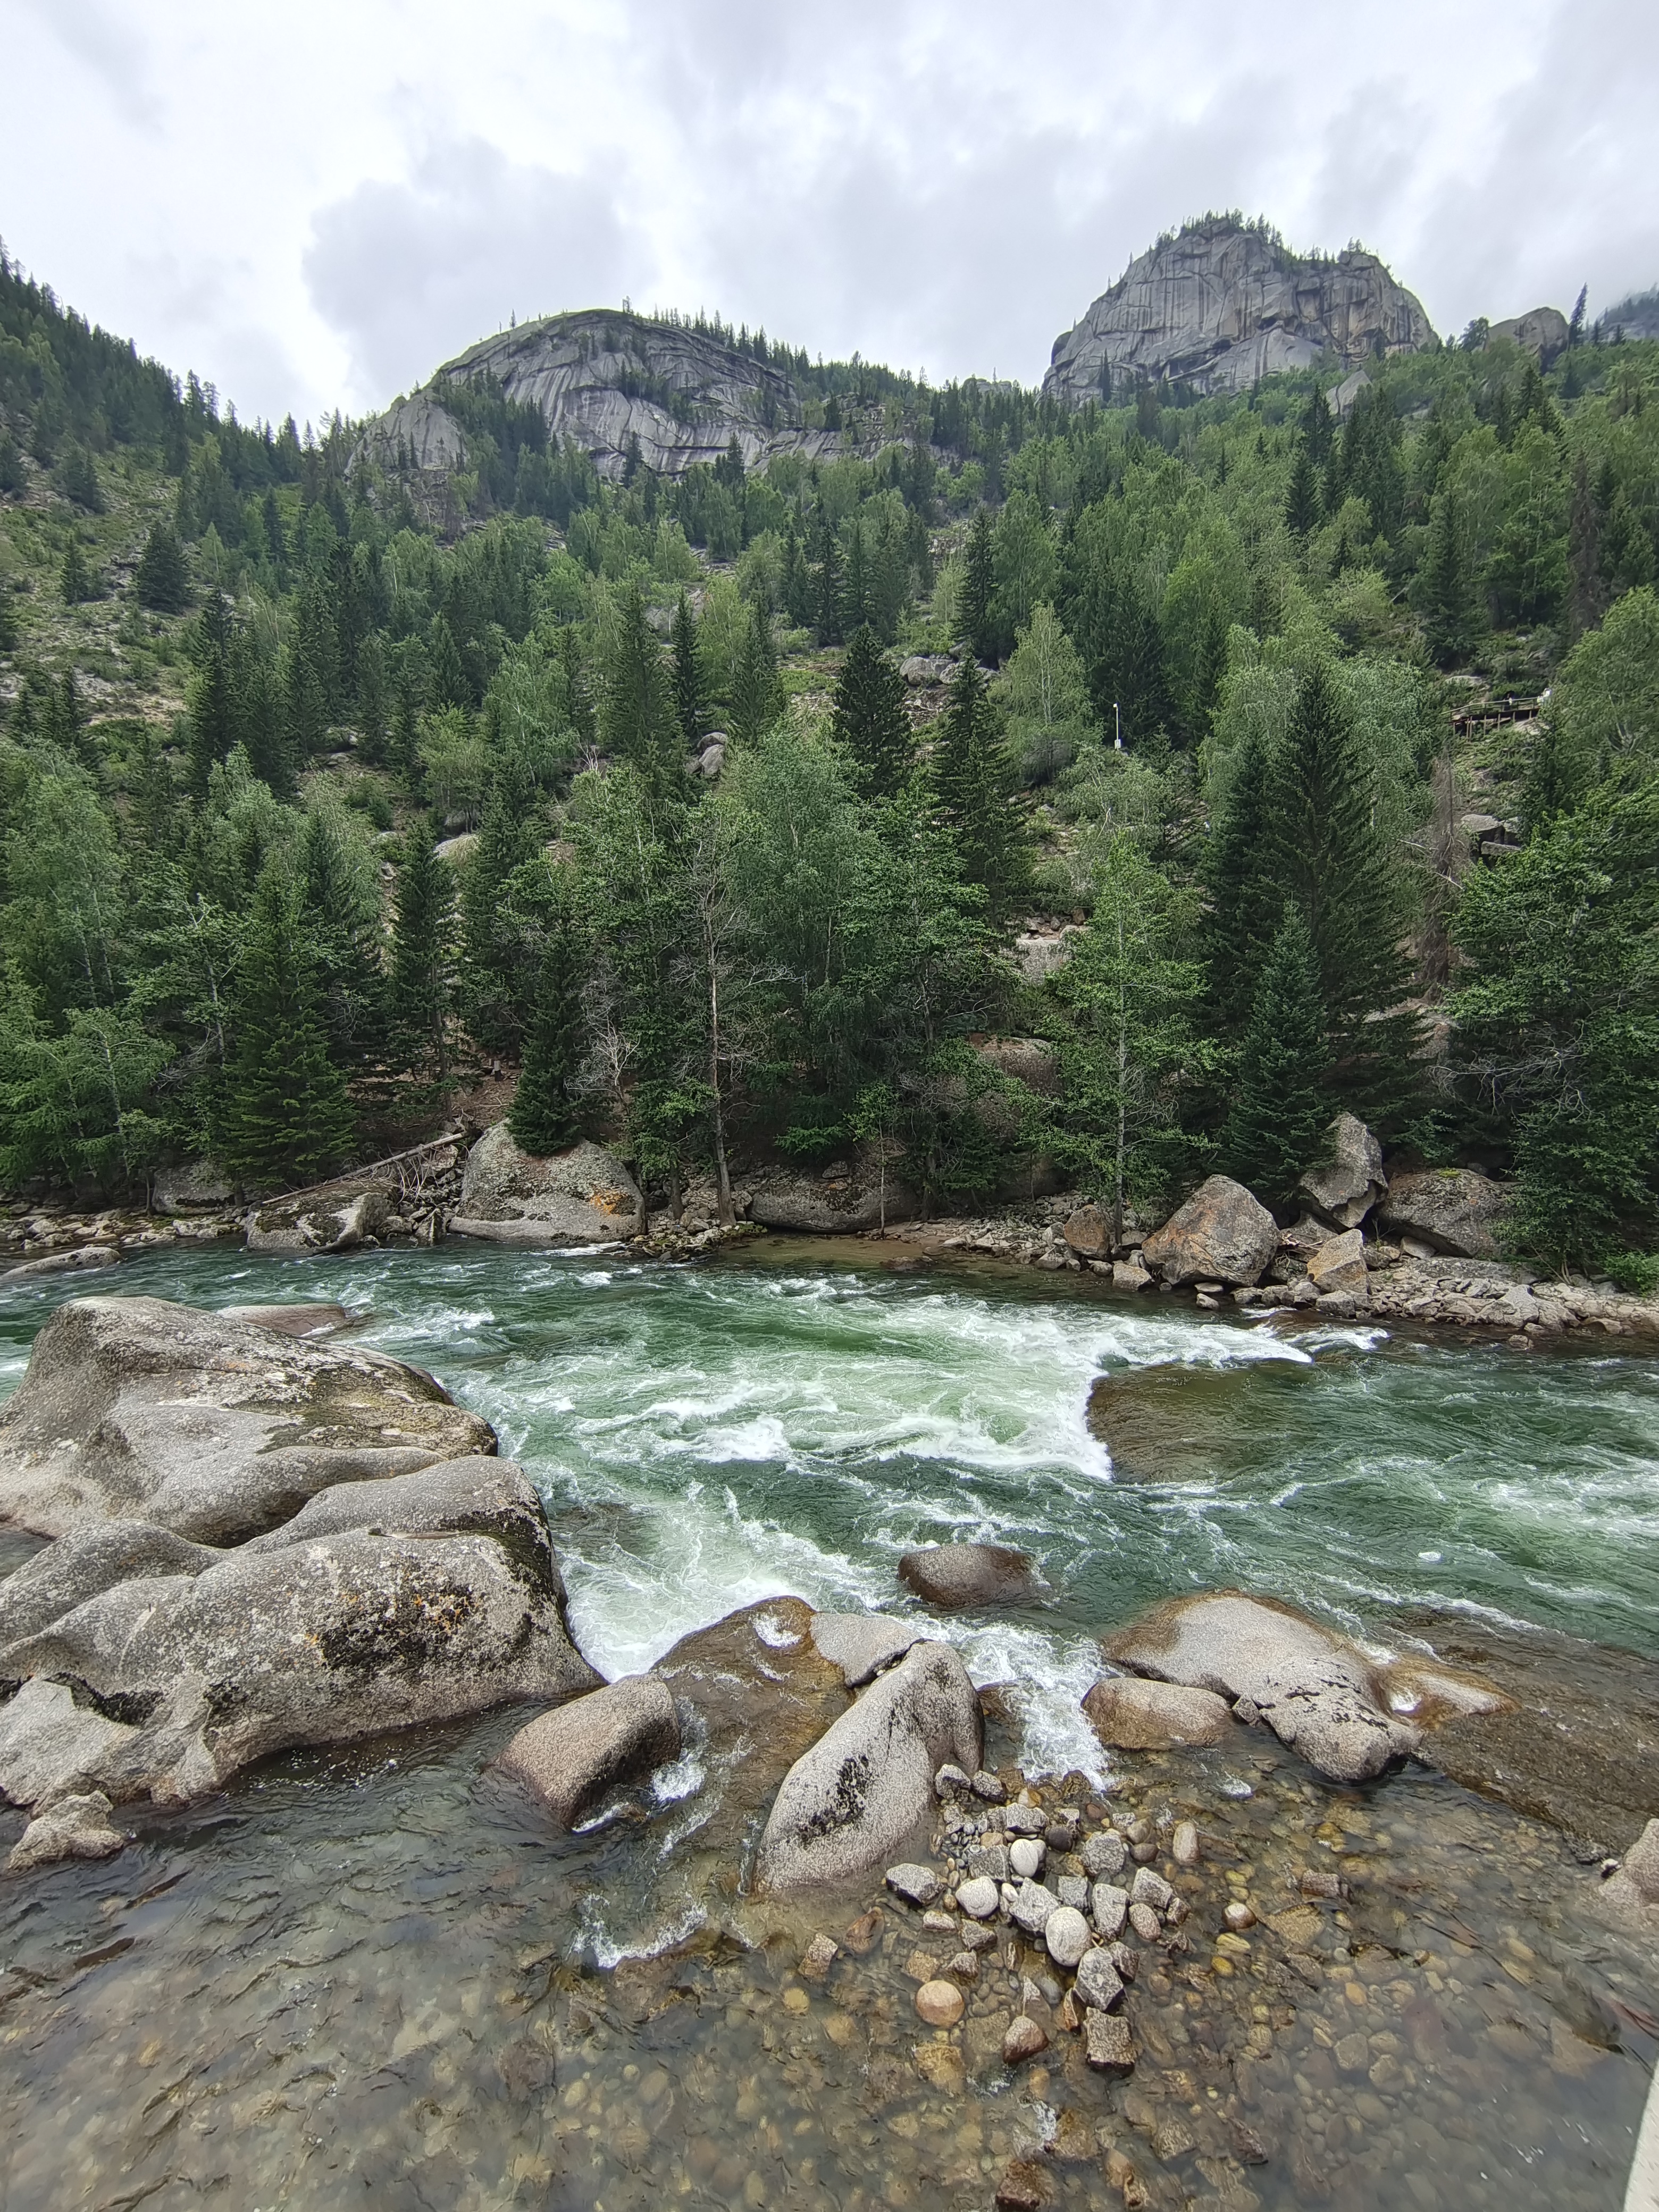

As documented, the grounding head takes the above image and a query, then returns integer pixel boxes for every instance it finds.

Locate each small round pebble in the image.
[1009,1837,1045,1879]
[1172,1820,1200,1865]
[1129,1901,1162,1942]
[1224,1900,1256,1932]
[956,1875,1000,1920]
[1045,1905,1092,1967]
[1002,2014,1048,2064]
[916,1979,965,2027]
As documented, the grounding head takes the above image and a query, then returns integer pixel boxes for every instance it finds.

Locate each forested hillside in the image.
[2,239,1657,1275]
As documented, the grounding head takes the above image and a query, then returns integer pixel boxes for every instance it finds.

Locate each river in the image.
[1,1240,1655,2210]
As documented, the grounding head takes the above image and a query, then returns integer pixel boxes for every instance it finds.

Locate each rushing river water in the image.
[1,1241,1655,2210]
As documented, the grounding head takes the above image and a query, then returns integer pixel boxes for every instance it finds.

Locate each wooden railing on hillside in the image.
[1451,696,1541,738]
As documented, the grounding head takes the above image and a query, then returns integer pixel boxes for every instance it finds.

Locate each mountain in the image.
[1043,215,1436,403]
[359,308,845,486]
[1598,287,1659,342]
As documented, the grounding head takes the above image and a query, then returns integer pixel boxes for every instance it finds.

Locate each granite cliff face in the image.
[1044,218,1436,403]
[359,309,843,485]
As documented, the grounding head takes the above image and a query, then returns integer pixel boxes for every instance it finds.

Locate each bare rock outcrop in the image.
[1297,1113,1386,1229]
[1377,1168,1511,1259]
[898,1543,1038,1610]
[748,1165,918,1234]
[0,1296,495,1543]
[497,1677,681,1828]
[1045,217,1435,403]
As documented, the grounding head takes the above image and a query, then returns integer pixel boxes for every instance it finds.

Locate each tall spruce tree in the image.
[602,583,680,798]
[1268,659,1418,1121]
[814,527,845,646]
[509,900,587,1155]
[1419,489,1480,667]
[462,760,540,1047]
[728,604,786,748]
[1202,726,1280,1036]
[933,650,1019,916]
[1222,908,1333,1210]
[389,817,457,1084]
[60,539,95,605]
[831,626,914,797]
[959,510,994,661]
[669,590,706,749]
[298,805,385,1069]
[1285,441,1321,536]
[186,591,236,794]
[135,520,190,614]
[216,860,354,1189]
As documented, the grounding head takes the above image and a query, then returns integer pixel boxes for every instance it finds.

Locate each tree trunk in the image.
[708,961,734,1227]
[1112,904,1128,1249]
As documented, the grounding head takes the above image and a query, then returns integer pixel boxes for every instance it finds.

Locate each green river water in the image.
[0,1241,1654,2210]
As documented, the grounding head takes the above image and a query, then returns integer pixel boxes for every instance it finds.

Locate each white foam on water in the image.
[580,1898,707,1971]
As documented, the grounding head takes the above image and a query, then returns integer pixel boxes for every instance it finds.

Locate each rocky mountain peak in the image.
[1043,215,1436,404]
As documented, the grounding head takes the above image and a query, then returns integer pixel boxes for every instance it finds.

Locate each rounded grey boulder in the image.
[898,1543,1038,1610]
[755,1640,982,1894]
[1140,1176,1278,1288]
[809,1611,924,1687]
[452,1125,641,1246]
[497,1676,681,1828]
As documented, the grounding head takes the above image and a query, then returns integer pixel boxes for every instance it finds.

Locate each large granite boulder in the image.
[748,1166,918,1234]
[1082,1676,1233,1750]
[1377,1169,1511,1259]
[450,1126,642,1245]
[244,1187,389,1254]
[152,1160,236,1213]
[1044,215,1434,404]
[1306,1229,1369,1301]
[1,1245,121,1283]
[809,1612,925,1687]
[240,1456,554,1560]
[497,1677,681,1828]
[1297,1115,1386,1229]
[1104,1591,1422,1783]
[0,1520,598,1807]
[0,1296,495,1542]
[0,1522,221,1647]
[898,1543,1038,1609]
[1141,1176,1277,1288]
[755,1640,982,1893]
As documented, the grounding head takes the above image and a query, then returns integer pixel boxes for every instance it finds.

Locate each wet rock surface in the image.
[453,1126,642,1246]
[1141,1177,1279,1289]
[498,1677,682,1829]
[1086,1362,1316,1482]
[0,1295,495,1542]
[899,1542,1040,1608]
[1084,1676,1234,1749]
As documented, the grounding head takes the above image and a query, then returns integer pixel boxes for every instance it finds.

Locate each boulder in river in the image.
[1086,1361,1313,1483]
[497,1676,682,1827]
[1061,1205,1112,1259]
[0,1517,599,1809]
[451,1125,642,1245]
[152,1160,236,1214]
[1,1244,120,1283]
[1296,1114,1386,1229]
[1082,1675,1234,1749]
[0,1295,495,1543]
[1306,1228,1369,1301]
[809,1612,924,1686]
[0,1521,222,1647]
[755,1639,982,1893]
[898,1542,1038,1609]
[219,1302,354,1338]
[1103,1590,1421,1782]
[1377,1168,1510,1259]
[245,1187,389,1254]
[1140,1176,1277,1288]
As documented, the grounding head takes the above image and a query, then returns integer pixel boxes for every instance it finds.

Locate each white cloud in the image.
[0,0,1653,427]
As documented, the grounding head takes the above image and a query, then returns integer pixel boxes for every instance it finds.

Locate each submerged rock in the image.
[6,1789,124,1874]
[898,1543,1038,1609]
[1140,1177,1277,1288]
[755,1640,982,1893]
[1377,1168,1510,1259]
[1103,1590,1421,1782]
[1082,1675,1234,1749]
[1086,1361,1313,1483]
[0,1296,495,1543]
[219,1303,354,1338]
[1,1245,120,1283]
[453,1125,641,1245]
[497,1676,681,1828]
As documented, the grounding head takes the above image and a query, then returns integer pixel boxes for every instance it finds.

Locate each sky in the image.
[3,0,1656,432]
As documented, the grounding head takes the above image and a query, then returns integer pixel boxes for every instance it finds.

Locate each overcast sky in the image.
[4,0,1655,430]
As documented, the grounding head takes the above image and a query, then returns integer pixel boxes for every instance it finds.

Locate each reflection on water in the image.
[0,1240,1656,2206]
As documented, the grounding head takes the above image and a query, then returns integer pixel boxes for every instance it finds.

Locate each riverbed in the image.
[1,1241,1655,2209]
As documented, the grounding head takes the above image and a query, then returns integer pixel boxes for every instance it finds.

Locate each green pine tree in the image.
[669,590,706,748]
[1419,489,1480,667]
[842,520,871,636]
[1202,726,1279,1037]
[959,510,994,660]
[933,651,1020,917]
[831,625,914,797]
[60,539,95,605]
[602,583,681,798]
[391,678,423,793]
[814,527,845,647]
[389,817,458,1084]
[135,519,191,614]
[1222,908,1333,1210]
[298,805,385,1068]
[356,630,388,765]
[509,902,588,1154]
[217,860,354,1190]
[1285,441,1321,536]
[463,760,541,1047]
[186,590,235,793]
[728,604,786,748]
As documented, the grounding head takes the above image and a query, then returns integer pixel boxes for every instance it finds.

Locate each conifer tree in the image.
[1419,488,1480,666]
[429,613,468,710]
[728,604,785,748]
[1222,908,1332,1209]
[669,590,706,749]
[831,625,914,797]
[356,630,388,765]
[1302,384,1335,467]
[842,520,870,636]
[1284,441,1321,536]
[60,539,94,605]
[782,522,814,627]
[390,817,457,1084]
[217,860,354,1189]
[1202,726,1279,1036]
[933,650,1019,916]
[462,760,540,1046]
[299,805,384,1067]
[509,901,588,1155]
[186,591,235,793]
[959,510,994,661]
[602,583,680,798]
[814,527,845,646]
[391,679,423,794]
[1268,660,1417,1119]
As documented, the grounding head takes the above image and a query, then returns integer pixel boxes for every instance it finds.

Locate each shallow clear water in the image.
[0,1240,1655,2210]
